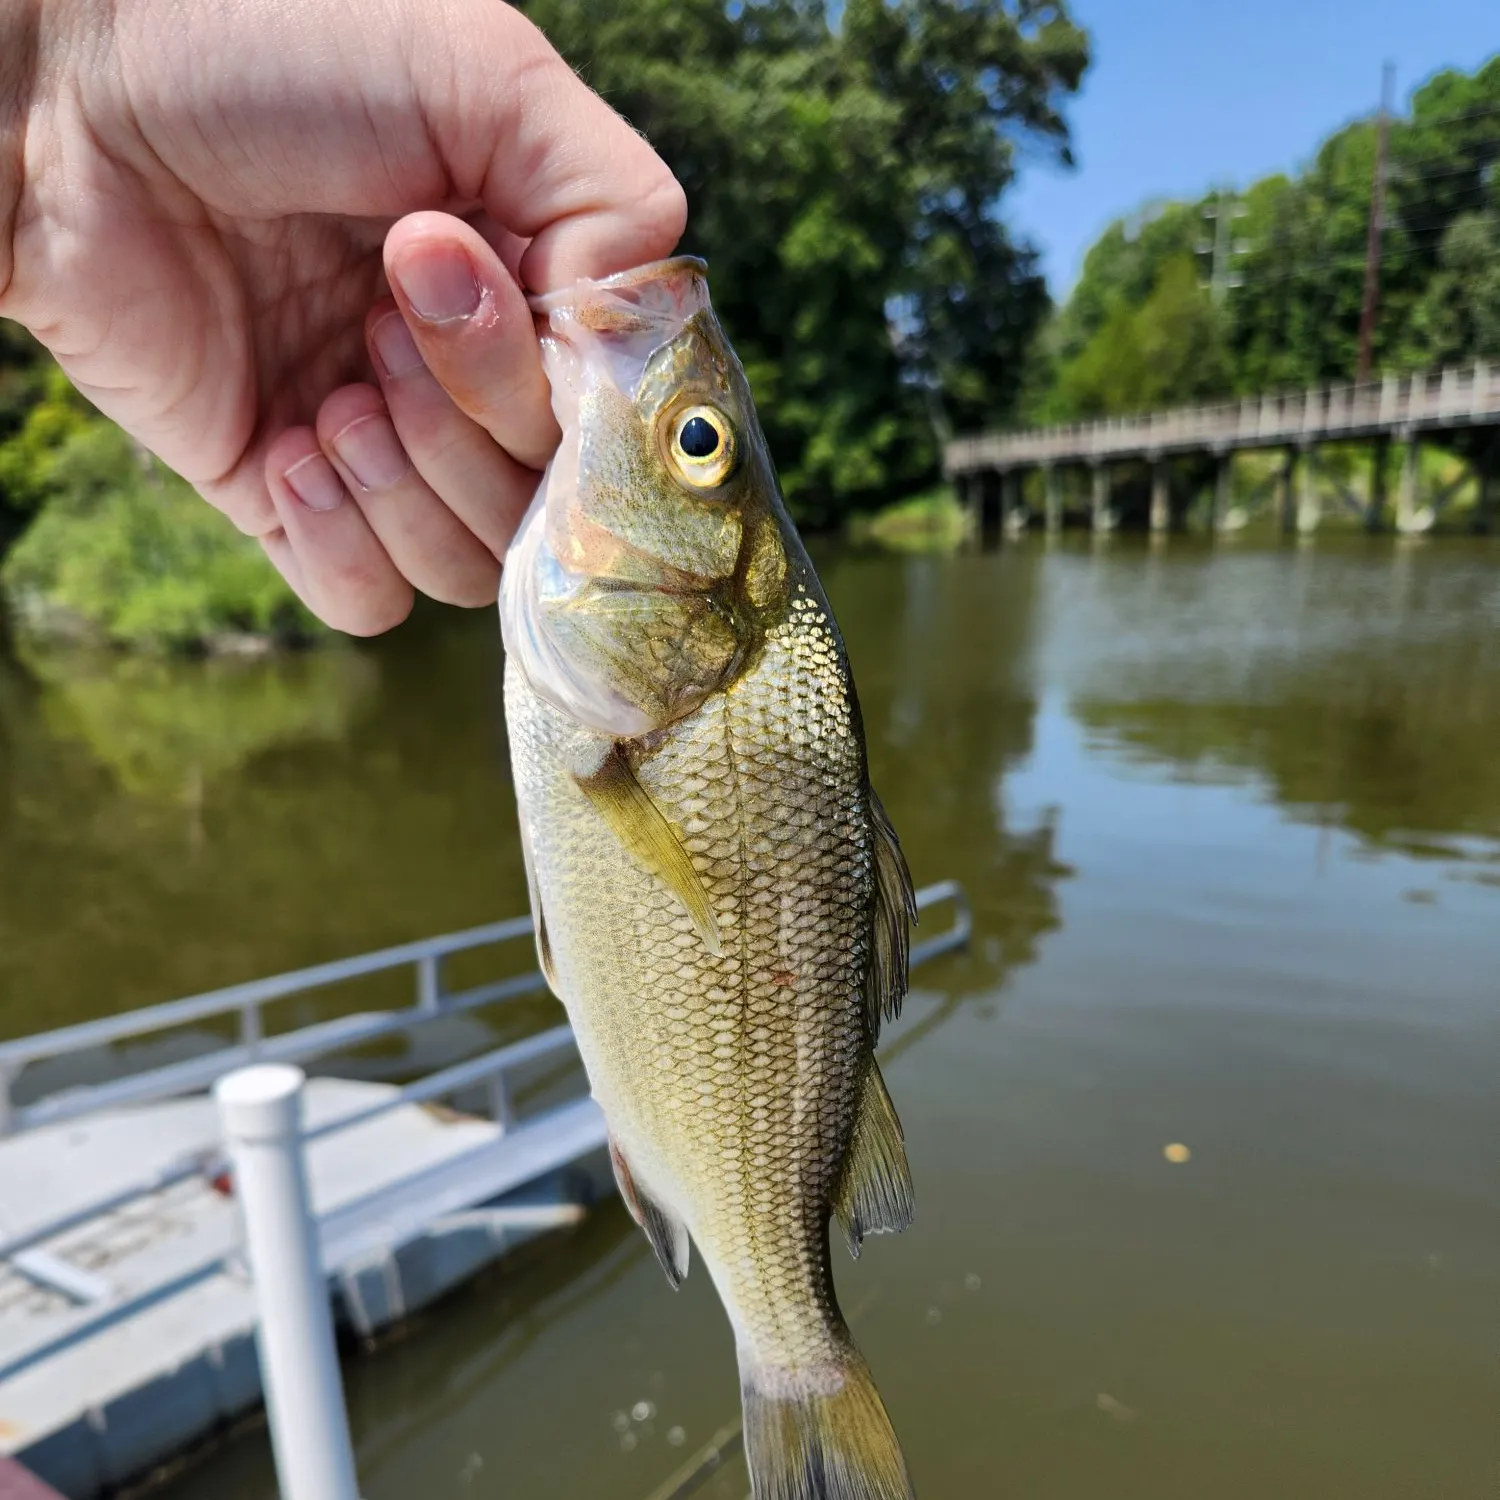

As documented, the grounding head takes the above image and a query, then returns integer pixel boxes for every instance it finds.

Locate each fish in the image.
[499,256,917,1500]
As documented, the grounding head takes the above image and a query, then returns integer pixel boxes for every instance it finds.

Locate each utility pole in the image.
[1199,187,1248,303]
[1356,63,1395,384]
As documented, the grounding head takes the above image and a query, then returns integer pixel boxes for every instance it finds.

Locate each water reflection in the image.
[822,550,1072,993]
[20,646,376,803]
[1058,541,1500,863]
[12,544,1500,1500]
[0,603,532,1035]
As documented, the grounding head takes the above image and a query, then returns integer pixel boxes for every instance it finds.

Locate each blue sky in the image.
[1008,0,1499,294]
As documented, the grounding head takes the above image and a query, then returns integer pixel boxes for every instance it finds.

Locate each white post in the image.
[215,1066,360,1500]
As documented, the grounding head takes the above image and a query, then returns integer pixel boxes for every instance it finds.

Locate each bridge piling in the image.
[978,470,1004,548]
[1297,445,1321,534]
[1149,459,1170,533]
[1366,438,1391,531]
[1090,463,1113,532]
[1276,449,1298,533]
[1211,450,1233,533]
[1397,435,1423,533]
[1044,464,1062,533]
[1003,470,1024,537]
[1477,439,1498,533]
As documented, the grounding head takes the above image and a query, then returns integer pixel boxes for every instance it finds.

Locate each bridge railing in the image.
[946,361,1500,473]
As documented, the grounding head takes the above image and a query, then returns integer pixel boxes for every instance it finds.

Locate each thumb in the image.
[412,5,687,291]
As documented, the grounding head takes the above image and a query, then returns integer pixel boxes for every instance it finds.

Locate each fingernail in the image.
[283,453,345,512]
[393,245,481,323]
[332,415,411,491]
[371,312,424,379]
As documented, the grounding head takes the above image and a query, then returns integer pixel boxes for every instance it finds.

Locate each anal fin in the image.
[834,1060,914,1259]
[608,1135,690,1289]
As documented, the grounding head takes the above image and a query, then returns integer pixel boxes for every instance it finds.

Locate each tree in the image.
[1033,54,1500,422]
[523,0,1088,521]
[1,416,317,650]
[0,320,54,553]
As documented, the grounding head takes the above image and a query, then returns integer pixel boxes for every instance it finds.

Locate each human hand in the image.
[0,0,684,633]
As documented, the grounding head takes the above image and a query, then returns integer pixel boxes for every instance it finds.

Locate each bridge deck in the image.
[946,362,1500,474]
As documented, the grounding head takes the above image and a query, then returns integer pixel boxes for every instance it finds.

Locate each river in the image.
[2,538,1496,1499]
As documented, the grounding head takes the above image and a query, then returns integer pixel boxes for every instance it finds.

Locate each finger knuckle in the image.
[639,168,689,252]
[322,575,413,637]
[445,570,502,609]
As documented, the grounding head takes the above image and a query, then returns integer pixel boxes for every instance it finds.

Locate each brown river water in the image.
[1,538,1496,1499]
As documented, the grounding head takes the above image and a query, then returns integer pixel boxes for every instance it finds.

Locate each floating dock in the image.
[0,886,968,1498]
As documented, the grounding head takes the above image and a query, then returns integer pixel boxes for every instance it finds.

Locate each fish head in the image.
[501,258,789,738]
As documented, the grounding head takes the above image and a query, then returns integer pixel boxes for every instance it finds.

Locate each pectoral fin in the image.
[862,786,916,1035]
[608,1135,691,1289]
[834,1060,913,1259]
[575,745,722,954]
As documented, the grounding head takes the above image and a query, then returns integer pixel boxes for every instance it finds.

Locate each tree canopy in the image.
[1031,55,1500,423]
[523,0,1088,521]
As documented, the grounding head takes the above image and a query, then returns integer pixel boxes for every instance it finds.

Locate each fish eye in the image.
[666,405,736,489]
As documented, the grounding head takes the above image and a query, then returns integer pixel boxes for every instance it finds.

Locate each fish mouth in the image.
[526,256,709,318]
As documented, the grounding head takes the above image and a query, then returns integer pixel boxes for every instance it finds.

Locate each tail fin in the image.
[741,1347,913,1500]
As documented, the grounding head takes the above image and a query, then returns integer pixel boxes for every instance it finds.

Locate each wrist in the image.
[0,1,42,310]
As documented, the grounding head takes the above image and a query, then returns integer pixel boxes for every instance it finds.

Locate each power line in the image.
[1399,98,1500,129]
[1217,242,1464,291]
[1239,222,1459,266]
[1387,209,1497,238]
[1389,147,1500,175]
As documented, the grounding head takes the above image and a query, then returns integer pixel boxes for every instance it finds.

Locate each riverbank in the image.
[0,401,322,655]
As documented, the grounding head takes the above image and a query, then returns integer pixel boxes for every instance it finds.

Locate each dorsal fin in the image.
[833,1060,914,1259]
[608,1135,691,1288]
[863,786,916,1036]
[575,745,722,955]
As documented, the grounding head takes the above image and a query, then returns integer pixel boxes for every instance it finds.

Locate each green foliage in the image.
[1,417,319,651]
[850,485,970,551]
[1036,55,1500,421]
[1044,254,1229,419]
[0,320,50,447]
[524,0,1088,522]
[0,362,95,513]
[0,329,71,552]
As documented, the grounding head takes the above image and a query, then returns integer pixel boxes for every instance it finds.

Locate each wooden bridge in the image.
[944,362,1500,537]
